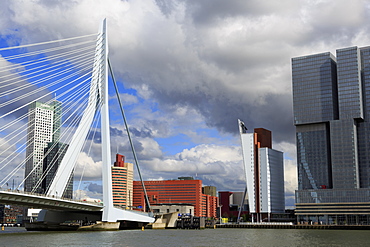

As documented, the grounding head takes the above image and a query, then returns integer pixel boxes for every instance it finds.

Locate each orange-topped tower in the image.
[111,154,133,208]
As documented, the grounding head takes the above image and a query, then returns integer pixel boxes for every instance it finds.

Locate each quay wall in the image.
[215,224,370,230]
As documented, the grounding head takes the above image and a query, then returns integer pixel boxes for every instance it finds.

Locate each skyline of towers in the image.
[292,46,370,224]
[24,101,72,197]
[239,121,285,222]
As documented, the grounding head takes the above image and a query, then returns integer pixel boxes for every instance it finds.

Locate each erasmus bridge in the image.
[0,19,154,229]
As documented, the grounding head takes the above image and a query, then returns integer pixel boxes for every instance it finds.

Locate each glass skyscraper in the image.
[292,46,370,225]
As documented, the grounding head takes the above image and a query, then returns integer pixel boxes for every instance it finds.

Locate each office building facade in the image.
[42,142,72,198]
[25,101,61,193]
[239,123,285,222]
[111,154,133,208]
[133,178,218,217]
[25,101,72,197]
[292,46,370,224]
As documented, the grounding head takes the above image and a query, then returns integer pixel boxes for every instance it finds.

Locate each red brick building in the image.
[133,178,218,217]
[202,194,218,218]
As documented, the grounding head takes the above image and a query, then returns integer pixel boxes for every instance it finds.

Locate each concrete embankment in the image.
[215,223,370,230]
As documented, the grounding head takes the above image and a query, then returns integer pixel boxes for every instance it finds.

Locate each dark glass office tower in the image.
[43,142,72,198]
[292,46,370,225]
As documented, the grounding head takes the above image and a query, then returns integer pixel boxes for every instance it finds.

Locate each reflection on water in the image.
[0,227,369,247]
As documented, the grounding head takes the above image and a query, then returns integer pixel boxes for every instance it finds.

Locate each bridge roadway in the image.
[0,189,103,211]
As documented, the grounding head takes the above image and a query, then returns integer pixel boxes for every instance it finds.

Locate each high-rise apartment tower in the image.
[112,154,133,208]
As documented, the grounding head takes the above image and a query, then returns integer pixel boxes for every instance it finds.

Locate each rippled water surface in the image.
[0,227,369,246]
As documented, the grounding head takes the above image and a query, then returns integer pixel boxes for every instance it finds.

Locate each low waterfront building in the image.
[3,205,23,224]
[151,203,194,216]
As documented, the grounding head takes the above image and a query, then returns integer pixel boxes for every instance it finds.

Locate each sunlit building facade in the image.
[292,46,370,224]
[25,101,61,193]
[133,177,218,218]
[112,154,133,208]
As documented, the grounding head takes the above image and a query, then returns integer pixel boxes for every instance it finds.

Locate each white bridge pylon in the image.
[46,19,153,223]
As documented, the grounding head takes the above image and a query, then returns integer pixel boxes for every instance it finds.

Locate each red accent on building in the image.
[253,128,272,214]
[254,128,272,149]
[219,191,233,217]
[114,154,125,167]
[202,194,218,218]
[112,154,133,208]
[133,179,218,217]
[219,191,249,219]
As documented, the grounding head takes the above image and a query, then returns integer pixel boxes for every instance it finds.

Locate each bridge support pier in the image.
[25,209,109,231]
[25,209,153,231]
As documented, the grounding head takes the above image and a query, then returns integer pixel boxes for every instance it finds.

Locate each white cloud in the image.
[109,92,138,106]
[145,144,240,176]
[284,159,298,196]
[74,188,103,201]
[75,152,102,180]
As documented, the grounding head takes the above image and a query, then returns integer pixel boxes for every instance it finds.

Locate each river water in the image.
[0,227,368,246]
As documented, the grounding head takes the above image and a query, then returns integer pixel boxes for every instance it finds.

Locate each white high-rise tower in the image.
[25,101,60,193]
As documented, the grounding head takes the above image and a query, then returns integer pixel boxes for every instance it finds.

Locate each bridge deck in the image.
[0,190,103,211]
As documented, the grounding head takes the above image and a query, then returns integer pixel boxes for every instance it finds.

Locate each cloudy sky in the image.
[1,0,370,206]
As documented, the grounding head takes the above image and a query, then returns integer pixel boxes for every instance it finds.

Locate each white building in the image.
[25,101,60,193]
[239,120,285,222]
[259,148,285,214]
[151,204,194,216]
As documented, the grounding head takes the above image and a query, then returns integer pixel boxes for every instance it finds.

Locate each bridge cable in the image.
[108,58,152,212]
[0,34,97,191]
[0,33,97,51]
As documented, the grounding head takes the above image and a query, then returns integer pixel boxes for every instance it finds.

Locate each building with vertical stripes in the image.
[111,154,133,209]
